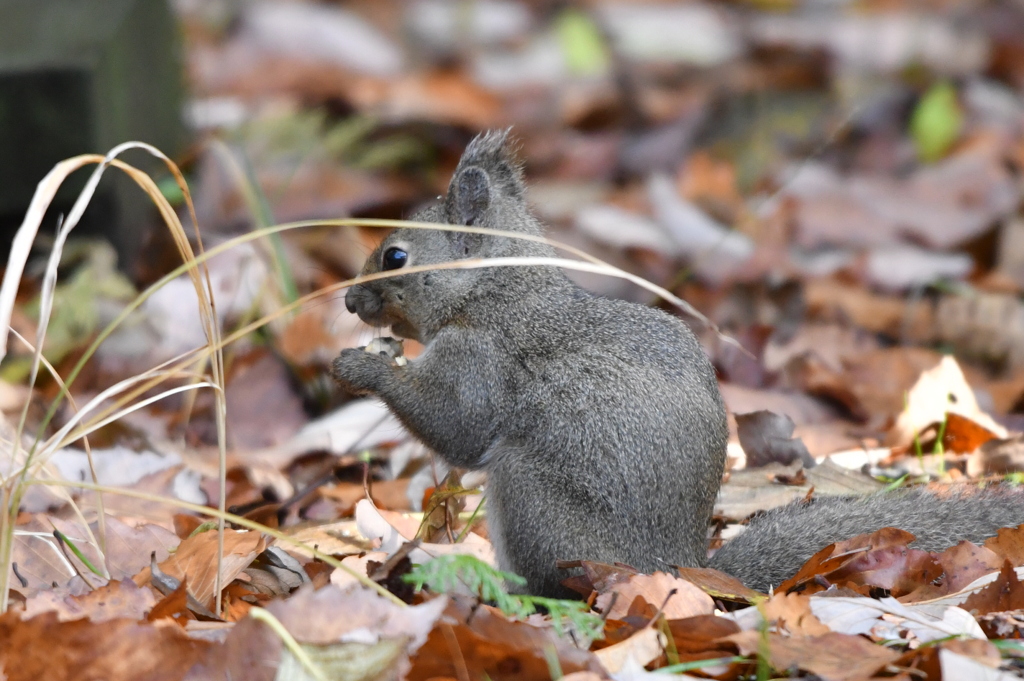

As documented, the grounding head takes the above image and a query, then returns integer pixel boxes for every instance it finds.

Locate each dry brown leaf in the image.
[984,524,1024,565]
[936,541,1004,593]
[277,303,345,366]
[978,609,1024,639]
[225,350,308,449]
[283,519,369,560]
[665,614,741,663]
[101,517,180,581]
[963,561,1024,616]
[137,528,265,609]
[147,581,192,625]
[594,572,715,621]
[674,566,766,603]
[759,592,830,636]
[370,477,413,512]
[347,71,503,129]
[184,614,280,681]
[942,412,1002,454]
[803,280,935,350]
[408,595,603,681]
[592,625,664,674]
[779,527,921,594]
[677,151,744,219]
[268,583,444,648]
[579,561,639,593]
[835,542,943,597]
[726,630,901,681]
[0,611,210,681]
[891,355,1007,447]
[10,525,82,592]
[22,580,155,623]
[717,459,884,522]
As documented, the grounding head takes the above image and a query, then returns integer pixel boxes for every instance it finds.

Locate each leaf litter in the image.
[6,0,1024,679]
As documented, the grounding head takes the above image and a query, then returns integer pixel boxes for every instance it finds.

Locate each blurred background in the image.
[3,0,1024,515]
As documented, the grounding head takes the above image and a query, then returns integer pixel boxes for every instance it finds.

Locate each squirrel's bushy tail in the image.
[709,485,1024,592]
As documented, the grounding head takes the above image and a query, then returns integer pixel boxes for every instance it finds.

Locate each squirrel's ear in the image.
[453,166,491,227]
[447,129,525,225]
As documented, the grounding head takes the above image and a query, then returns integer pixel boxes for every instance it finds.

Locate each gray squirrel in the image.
[333,130,1024,596]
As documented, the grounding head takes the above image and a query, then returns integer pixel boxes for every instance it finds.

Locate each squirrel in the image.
[333,130,1024,596]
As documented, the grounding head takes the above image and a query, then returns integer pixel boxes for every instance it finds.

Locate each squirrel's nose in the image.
[345,287,358,314]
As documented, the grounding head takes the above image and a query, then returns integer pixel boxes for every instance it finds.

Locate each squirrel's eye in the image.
[382,247,408,271]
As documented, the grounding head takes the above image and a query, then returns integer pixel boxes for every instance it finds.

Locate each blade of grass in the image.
[0,151,119,611]
[0,144,227,613]
[7,328,109,578]
[210,139,298,305]
[51,528,103,577]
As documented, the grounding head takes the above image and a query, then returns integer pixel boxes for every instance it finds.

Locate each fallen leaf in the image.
[963,561,1024,616]
[726,630,899,681]
[347,71,503,130]
[942,638,1002,668]
[579,561,640,593]
[978,609,1024,639]
[408,595,603,681]
[808,595,986,641]
[594,572,715,621]
[184,614,280,681]
[716,459,884,521]
[225,350,308,449]
[355,499,495,566]
[0,611,211,681]
[593,625,664,674]
[890,355,1007,447]
[100,517,179,581]
[10,524,82,592]
[674,567,766,603]
[761,592,831,636]
[283,519,369,560]
[936,541,1004,593]
[943,412,1001,454]
[648,174,754,283]
[778,527,920,594]
[784,150,1017,252]
[22,580,155,623]
[866,243,974,292]
[147,581,192,625]
[983,524,1024,565]
[273,584,442,647]
[664,614,741,663]
[137,528,265,609]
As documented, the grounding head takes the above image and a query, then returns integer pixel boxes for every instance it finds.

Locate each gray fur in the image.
[333,130,728,597]
[710,486,1024,592]
[333,130,1024,598]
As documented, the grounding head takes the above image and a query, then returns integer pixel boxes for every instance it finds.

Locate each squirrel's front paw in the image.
[331,347,393,395]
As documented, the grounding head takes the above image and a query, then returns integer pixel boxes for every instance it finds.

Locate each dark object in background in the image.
[0,0,185,272]
[736,410,816,469]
